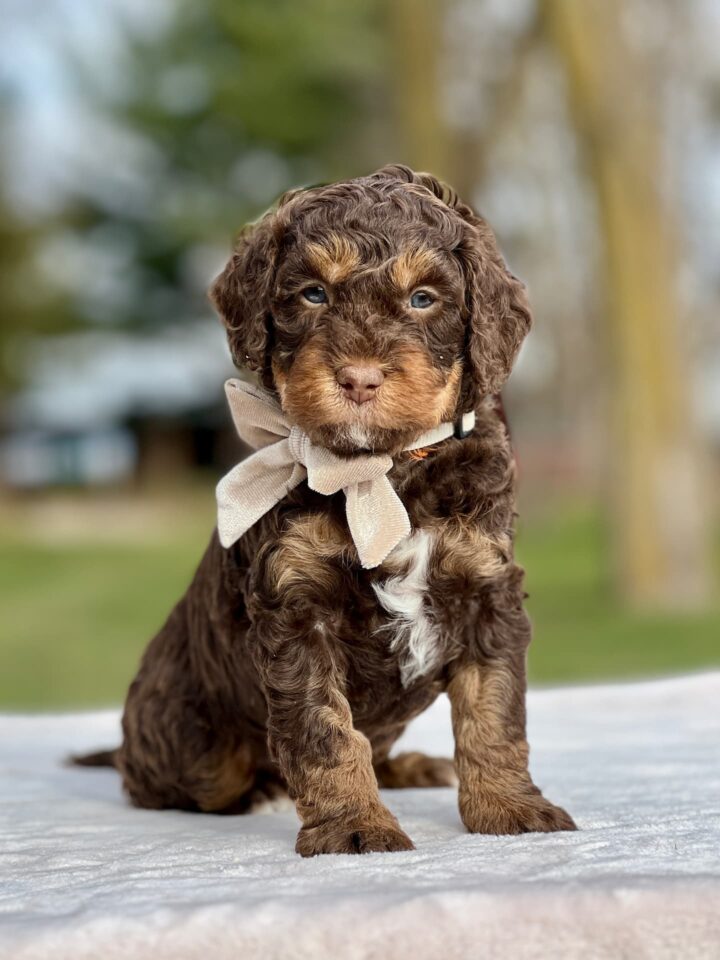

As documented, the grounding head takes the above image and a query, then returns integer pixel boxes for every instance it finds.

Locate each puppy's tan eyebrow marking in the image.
[391,248,443,290]
[305,234,361,284]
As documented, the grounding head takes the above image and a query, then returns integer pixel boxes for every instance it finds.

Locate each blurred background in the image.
[1,0,718,709]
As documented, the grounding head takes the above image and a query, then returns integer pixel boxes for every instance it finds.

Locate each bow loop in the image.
[225,379,291,449]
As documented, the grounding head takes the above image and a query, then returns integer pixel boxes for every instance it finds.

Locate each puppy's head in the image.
[211,164,531,456]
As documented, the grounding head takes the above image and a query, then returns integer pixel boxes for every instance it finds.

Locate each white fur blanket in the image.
[1,674,719,960]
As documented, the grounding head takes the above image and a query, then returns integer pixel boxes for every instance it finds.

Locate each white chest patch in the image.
[372,529,441,687]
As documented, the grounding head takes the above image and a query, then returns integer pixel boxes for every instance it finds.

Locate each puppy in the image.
[77,164,575,855]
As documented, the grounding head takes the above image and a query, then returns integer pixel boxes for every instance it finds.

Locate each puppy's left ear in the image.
[401,169,532,404]
[455,210,532,402]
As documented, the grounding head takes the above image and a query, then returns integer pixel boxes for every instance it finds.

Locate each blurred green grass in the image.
[518,509,720,682]
[0,500,718,709]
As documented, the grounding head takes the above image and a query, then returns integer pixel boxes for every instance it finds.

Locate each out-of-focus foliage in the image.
[0,100,75,392]
[62,0,388,334]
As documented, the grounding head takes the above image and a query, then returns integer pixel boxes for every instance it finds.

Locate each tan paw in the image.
[461,790,577,835]
[375,752,458,789]
[295,818,415,856]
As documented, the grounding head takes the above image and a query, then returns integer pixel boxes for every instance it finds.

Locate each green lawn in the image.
[0,534,205,709]
[518,509,720,682]
[1,502,718,709]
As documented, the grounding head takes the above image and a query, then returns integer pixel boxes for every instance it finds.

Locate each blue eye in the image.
[410,290,434,309]
[302,285,328,304]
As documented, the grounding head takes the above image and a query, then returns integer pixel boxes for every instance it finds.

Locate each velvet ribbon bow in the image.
[216,379,475,569]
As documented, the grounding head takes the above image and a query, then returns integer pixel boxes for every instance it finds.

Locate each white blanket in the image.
[1,674,719,960]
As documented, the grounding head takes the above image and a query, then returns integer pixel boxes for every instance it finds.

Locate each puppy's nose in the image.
[336,364,385,404]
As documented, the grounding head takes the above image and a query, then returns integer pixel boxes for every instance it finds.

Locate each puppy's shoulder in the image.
[398,400,515,525]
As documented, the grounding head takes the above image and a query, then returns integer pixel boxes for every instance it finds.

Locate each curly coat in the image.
[79,165,575,855]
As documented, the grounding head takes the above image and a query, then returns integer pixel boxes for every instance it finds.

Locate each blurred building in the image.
[0,321,237,488]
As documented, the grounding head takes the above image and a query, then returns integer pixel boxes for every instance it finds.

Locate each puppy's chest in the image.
[369,521,512,687]
[372,529,441,688]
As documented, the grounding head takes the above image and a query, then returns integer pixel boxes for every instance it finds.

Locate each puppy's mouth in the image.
[274,346,462,456]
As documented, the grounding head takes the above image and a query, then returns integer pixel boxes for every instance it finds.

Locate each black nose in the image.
[335,364,385,404]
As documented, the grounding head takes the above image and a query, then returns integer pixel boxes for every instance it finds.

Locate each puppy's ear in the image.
[456,212,532,401]
[209,211,279,380]
[393,168,532,402]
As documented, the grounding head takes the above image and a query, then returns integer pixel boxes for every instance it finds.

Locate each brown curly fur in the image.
[76,164,575,855]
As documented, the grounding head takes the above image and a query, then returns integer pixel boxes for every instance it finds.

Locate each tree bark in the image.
[388,0,453,182]
[541,0,711,608]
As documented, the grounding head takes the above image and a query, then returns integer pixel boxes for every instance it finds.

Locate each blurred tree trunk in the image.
[388,0,541,198]
[541,0,711,608]
[388,0,453,183]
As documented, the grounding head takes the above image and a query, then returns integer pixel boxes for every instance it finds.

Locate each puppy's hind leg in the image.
[119,677,268,814]
[375,752,458,789]
[370,727,456,789]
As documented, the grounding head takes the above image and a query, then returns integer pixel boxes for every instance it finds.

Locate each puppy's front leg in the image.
[448,572,576,835]
[257,626,414,856]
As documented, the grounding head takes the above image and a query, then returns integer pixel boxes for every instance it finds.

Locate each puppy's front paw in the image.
[296,816,415,856]
[460,789,576,835]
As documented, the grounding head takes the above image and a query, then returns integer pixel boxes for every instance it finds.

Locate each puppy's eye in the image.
[410,290,434,309]
[302,285,328,305]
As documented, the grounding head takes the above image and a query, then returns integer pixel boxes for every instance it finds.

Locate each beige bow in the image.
[216,379,475,569]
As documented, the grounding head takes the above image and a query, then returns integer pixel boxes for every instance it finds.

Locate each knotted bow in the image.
[216,379,475,568]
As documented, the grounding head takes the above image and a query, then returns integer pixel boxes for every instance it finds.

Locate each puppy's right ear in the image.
[209,211,279,379]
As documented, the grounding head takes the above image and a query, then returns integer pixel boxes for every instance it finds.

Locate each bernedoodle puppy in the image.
[75,164,575,855]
